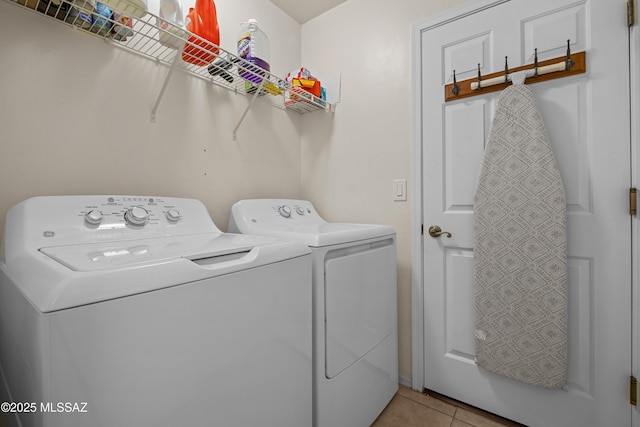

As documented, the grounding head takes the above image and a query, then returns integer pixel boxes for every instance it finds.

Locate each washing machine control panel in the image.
[79,196,184,229]
[10,195,221,249]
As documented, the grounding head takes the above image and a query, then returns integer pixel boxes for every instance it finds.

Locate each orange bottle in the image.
[181,0,220,66]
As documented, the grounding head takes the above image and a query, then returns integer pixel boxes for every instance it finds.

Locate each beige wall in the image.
[300,0,465,381]
[0,0,467,385]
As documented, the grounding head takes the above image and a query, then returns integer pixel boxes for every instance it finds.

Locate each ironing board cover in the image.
[473,82,567,389]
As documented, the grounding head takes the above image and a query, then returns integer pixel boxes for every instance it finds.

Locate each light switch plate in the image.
[393,179,407,201]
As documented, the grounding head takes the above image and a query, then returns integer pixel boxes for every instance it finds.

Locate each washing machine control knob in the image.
[85,210,103,225]
[279,205,292,218]
[295,206,305,216]
[166,209,181,222]
[124,207,149,226]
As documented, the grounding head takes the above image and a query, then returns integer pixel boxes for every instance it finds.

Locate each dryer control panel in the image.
[274,202,314,221]
[230,199,327,227]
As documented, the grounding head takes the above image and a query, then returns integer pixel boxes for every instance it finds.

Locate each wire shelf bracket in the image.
[150,50,182,123]
[232,78,266,141]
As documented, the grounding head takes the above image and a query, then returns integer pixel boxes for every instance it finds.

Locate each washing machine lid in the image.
[39,232,248,272]
[246,223,395,247]
[5,232,310,313]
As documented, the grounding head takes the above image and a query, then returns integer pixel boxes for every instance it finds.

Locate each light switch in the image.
[393,179,407,201]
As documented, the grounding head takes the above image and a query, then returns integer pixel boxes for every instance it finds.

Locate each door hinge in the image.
[630,188,637,216]
[628,0,636,26]
[631,376,638,406]
[421,224,424,235]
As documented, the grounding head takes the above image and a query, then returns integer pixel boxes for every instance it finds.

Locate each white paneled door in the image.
[418,0,631,426]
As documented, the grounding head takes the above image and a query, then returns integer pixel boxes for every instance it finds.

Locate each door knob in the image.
[428,225,452,238]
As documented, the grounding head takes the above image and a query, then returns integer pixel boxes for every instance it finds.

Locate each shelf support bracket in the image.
[150,53,182,123]
[232,79,266,141]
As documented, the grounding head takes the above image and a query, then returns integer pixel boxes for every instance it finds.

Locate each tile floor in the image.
[372,385,522,427]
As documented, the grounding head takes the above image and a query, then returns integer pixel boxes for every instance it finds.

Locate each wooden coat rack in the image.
[444,41,586,102]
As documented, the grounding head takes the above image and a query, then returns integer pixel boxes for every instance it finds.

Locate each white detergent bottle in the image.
[237,19,270,83]
[157,0,187,49]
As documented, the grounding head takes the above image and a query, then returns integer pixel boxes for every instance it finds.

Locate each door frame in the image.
[410,1,640,423]
[631,7,640,427]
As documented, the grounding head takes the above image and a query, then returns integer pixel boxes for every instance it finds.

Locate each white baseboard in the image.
[398,375,412,388]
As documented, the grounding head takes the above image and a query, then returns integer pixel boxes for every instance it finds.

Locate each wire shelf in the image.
[5,0,335,115]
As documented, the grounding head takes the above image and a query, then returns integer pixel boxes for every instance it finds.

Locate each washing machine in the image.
[0,195,312,427]
[229,199,398,427]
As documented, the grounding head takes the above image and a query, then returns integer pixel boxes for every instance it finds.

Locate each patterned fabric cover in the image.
[473,83,567,389]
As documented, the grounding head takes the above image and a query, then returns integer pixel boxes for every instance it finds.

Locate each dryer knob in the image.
[279,205,292,218]
[124,207,149,226]
[166,209,181,222]
[85,210,103,225]
[295,206,305,216]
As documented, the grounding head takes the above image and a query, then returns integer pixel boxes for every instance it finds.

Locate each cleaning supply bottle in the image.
[237,19,270,83]
[157,0,186,49]
[91,2,112,36]
[181,0,220,66]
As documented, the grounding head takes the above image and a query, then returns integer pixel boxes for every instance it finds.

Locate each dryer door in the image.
[324,240,396,378]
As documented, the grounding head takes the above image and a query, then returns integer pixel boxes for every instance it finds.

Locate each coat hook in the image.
[504,56,509,83]
[566,39,575,70]
[477,63,482,89]
[534,48,539,77]
[451,70,459,96]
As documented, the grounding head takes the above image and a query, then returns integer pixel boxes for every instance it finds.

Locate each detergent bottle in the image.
[237,19,270,83]
[157,0,186,49]
[181,0,220,66]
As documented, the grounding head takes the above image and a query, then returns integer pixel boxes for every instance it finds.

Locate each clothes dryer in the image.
[0,195,312,427]
[229,199,398,427]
